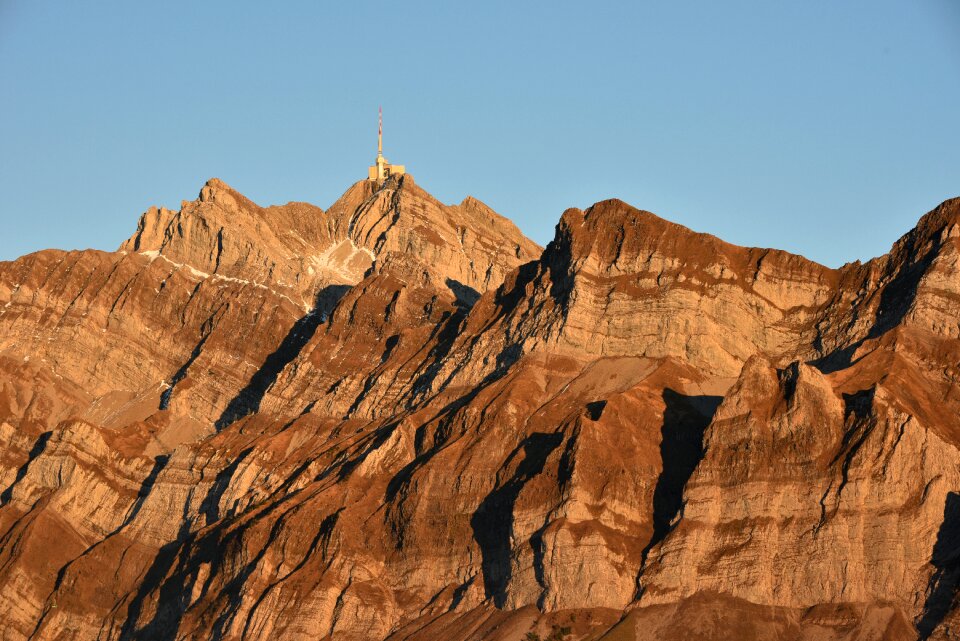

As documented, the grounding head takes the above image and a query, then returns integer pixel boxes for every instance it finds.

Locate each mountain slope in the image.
[0,179,958,641]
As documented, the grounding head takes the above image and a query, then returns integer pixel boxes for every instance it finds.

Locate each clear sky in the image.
[1,1,958,267]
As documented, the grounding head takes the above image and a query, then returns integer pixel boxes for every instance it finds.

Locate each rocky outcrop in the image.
[120,175,540,306]
[0,178,958,641]
[641,357,960,609]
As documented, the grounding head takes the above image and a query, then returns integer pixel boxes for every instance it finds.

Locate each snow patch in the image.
[186,265,211,279]
[309,239,375,283]
[140,252,308,312]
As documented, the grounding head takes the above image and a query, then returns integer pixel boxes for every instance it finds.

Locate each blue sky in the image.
[1,1,958,267]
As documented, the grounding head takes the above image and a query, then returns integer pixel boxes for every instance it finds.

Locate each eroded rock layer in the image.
[0,177,958,641]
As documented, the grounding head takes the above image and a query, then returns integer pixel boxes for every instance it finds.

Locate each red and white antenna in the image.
[378,106,383,156]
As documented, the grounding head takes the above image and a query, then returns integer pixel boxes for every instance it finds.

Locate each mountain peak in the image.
[200,176,231,192]
[889,196,960,262]
[118,175,539,306]
[195,176,258,210]
[323,174,541,292]
[5,176,960,640]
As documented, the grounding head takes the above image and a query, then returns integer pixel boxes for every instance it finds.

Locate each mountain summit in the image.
[121,175,540,305]
[0,179,959,641]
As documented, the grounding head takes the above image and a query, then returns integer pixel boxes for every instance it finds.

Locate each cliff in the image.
[0,177,958,641]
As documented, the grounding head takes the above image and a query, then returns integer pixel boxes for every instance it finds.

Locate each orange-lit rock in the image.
[0,179,958,640]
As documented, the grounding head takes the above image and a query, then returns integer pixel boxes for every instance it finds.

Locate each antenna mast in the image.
[367,106,405,184]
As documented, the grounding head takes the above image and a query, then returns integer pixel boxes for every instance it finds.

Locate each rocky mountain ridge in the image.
[0,176,958,641]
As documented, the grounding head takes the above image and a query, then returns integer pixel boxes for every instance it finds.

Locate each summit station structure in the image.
[367,107,405,185]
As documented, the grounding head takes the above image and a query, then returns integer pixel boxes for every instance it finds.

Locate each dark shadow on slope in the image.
[29,454,173,638]
[811,341,863,375]
[530,430,578,609]
[381,334,400,364]
[160,308,225,410]
[160,335,209,410]
[276,400,316,434]
[449,576,475,612]
[207,504,320,641]
[239,507,344,639]
[118,516,193,641]
[838,388,876,444]
[1,431,52,505]
[869,238,938,339]
[407,309,468,403]
[120,446,350,638]
[118,455,169,531]
[640,390,722,567]
[122,471,329,639]
[471,431,564,608]
[813,234,940,375]
[780,362,800,401]
[404,258,537,405]
[215,285,350,430]
[198,448,254,526]
[387,342,523,507]
[333,421,400,482]
[585,400,607,421]
[812,389,877,532]
[542,231,576,308]
[122,345,518,637]
[122,494,275,641]
[917,492,960,639]
[834,389,876,478]
[445,278,480,310]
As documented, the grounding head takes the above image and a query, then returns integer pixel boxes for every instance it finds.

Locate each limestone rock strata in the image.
[0,180,958,641]
[121,175,540,305]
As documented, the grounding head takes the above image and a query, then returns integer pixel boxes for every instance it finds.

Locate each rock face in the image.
[0,175,958,641]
